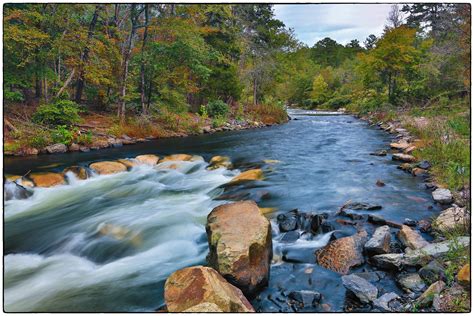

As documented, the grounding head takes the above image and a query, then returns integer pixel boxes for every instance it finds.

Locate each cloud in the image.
[274,4,392,46]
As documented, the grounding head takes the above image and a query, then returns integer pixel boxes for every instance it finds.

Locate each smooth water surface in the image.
[4,109,440,312]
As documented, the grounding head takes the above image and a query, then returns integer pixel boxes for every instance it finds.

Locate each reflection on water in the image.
[4,110,440,311]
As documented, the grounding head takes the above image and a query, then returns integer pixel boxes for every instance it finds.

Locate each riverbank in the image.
[4,102,288,157]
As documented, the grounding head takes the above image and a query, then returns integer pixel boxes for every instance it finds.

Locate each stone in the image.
[4,180,32,200]
[29,173,65,187]
[230,169,264,184]
[370,150,387,156]
[89,161,128,175]
[433,206,469,233]
[341,274,378,304]
[432,188,453,204]
[63,166,88,180]
[412,168,428,176]
[117,159,138,169]
[45,143,67,154]
[403,218,417,226]
[91,139,109,149]
[417,160,432,170]
[371,253,404,270]
[416,280,445,307]
[368,215,402,228]
[164,266,254,312]
[392,153,417,163]
[207,156,232,170]
[69,143,80,151]
[288,290,321,307]
[457,264,470,286]
[121,138,137,145]
[277,209,298,232]
[135,154,159,166]
[206,201,272,297]
[108,138,123,148]
[342,202,382,211]
[397,273,426,293]
[364,225,391,255]
[390,141,410,150]
[373,292,400,312]
[160,154,193,162]
[397,225,429,250]
[316,230,368,274]
[23,147,39,155]
[404,145,417,154]
[419,260,446,285]
[398,163,414,172]
[417,219,432,233]
[79,146,90,152]
[183,302,223,312]
[376,180,385,187]
[404,237,470,265]
[353,271,386,283]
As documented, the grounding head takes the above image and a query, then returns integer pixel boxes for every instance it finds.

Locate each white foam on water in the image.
[4,159,237,311]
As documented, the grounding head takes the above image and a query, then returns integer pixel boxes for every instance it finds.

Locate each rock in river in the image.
[316,230,368,274]
[29,172,66,187]
[431,188,453,204]
[63,166,88,180]
[206,200,272,297]
[341,274,378,304]
[135,154,159,165]
[288,290,322,307]
[160,154,193,162]
[342,202,382,211]
[207,155,232,170]
[90,161,128,175]
[277,209,299,232]
[164,266,254,312]
[397,225,429,250]
[392,153,417,163]
[230,169,264,184]
[364,225,391,255]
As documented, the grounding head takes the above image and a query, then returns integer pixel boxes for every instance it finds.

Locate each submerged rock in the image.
[135,154,159,166]
[207,156,232,170]
[431,188,453,204]
[160,154,193,162]
[206,200,272,297]
[90,161,128,175]
[29,172,66,187]
[316,230,367,274]
[164,266,254,312]
[364,225,391,255]
[288,290,321,307]
[342,202,382,211]
[397,225,429,250]
[341,274,378,304]
[370,150,387,156]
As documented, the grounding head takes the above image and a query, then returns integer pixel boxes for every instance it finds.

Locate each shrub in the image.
[51,125,76,145]
[212,115,227,128]
[198,104,208,119]
[207,100,229,118]
[76,131,93,145]
[32,100,82,126]
[28,131,50,148]
[5,90,24,102]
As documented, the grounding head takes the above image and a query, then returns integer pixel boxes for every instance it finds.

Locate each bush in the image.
[212,115,227,128]
[76,131,93,145]
[32,100,82,126]
[28,132,50,148]
[206,100,229,118]
[51,125,76,145]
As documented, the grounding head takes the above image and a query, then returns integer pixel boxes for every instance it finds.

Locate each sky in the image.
[273,4,393,46]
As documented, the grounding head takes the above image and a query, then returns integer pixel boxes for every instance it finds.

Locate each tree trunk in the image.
[56,68,76,98]
[75,5,100,104]
[140,4,149,115]
[35,75,42,99]
[253,77,257,106]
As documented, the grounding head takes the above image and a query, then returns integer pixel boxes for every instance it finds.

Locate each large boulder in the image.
[316,230,368,274]
[206,201,272,297]
[432,188,453,204]
[45,143,67,154]
[90,161,128,175]
[135,154,159,166]
[341,274,378,304]
[397,225,429,250]
[371,253,404,271]
[433,206,469,232]
[207,156,232,170]
[117,159,138,169]
[29,172,65,187]
[164,266,254,312]
[364,225,391,255]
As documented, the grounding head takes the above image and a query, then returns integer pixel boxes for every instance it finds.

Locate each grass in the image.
[246,103,288,124]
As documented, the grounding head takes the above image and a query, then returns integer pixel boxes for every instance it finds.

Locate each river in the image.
[4,109,440,312]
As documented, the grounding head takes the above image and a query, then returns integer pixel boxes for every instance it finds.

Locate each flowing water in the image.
[4,109,441,312]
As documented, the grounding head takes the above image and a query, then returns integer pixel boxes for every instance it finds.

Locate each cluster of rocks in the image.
[163,200,273,312]
[4,154,264,201]
[6,119,278,157]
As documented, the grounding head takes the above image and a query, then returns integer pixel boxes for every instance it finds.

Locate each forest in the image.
[3,3,471,190]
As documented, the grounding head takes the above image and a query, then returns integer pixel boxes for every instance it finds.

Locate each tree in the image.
[385,4,403,31]
[310,74,329,104]
[364,34,378,50]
